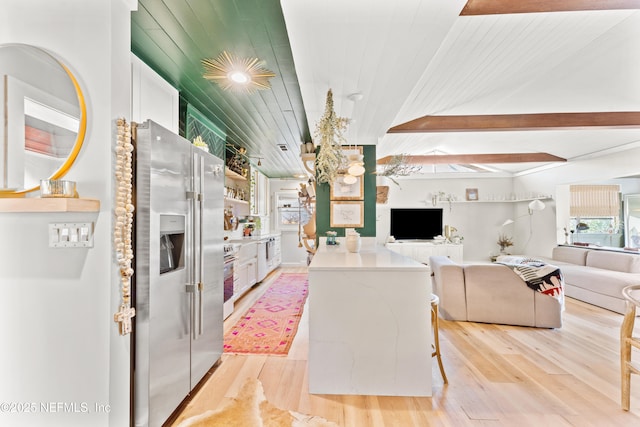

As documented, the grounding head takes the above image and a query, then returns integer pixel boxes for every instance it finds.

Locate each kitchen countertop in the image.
[226,232,281,244]
[309,243,428,272]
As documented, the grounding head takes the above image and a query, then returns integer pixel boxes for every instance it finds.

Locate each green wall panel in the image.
[316,145,376,238]
[185,103,226,161]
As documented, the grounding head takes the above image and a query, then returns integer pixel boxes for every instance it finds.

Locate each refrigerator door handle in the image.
[190,155,200,341]
[198,281,204,336]
[198,157,206,337]
[185,283,197,339]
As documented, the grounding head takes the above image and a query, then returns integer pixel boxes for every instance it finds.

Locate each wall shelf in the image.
[225,167,247,181]
[442,197,552,204]
[0,198,101,213]
[224,197,248,205]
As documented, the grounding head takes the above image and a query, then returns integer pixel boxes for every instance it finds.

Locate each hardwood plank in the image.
[387,112,640,133]
[171,267,640,426]
[460,0,640,15]
[377,153,566,165]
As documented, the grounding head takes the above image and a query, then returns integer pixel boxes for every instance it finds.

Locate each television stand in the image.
[385,242,463,266]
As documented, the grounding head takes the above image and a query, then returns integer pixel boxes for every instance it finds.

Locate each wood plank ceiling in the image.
[384,1,640,170]
[132,0,640,177]
[131,0,310,178]
[282,0,640,175]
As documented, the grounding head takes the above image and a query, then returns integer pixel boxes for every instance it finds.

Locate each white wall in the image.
[376,176,520,261]
[0,1,133,426]
[378,148,640,262]
[514,146,640,257]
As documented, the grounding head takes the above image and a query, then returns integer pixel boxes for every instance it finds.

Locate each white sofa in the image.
[429,256,563,328]
[535,246,640,314]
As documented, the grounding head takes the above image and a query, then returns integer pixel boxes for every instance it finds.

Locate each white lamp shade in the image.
[502,219,514,227]
[343,174,357,184]
[528,199,545,211]
[347,163,365,176]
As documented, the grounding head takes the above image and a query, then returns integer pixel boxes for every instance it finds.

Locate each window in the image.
[569,185,623,247]
[570,185,620,217]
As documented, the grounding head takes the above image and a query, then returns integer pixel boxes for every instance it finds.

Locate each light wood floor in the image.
[172,267,640,426]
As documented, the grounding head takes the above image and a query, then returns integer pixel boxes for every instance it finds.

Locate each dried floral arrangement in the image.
[314,89,349,184]
[497,234,514,250]
[376,154,422,186]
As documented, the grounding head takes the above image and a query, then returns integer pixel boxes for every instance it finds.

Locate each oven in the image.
[223,244,239,319]
[223,256,235,303]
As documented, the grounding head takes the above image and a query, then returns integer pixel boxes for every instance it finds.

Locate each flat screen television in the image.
[390,208,443,240]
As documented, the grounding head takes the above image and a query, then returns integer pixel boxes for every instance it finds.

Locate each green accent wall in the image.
[184,104,227,161]
[316,145,377,238]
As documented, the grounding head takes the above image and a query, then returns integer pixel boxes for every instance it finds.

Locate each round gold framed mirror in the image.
[0,44,87,196]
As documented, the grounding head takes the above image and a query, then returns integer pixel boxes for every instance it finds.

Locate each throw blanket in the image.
[497,256,564,301]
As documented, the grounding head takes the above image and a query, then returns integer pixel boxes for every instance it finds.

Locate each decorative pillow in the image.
[552,246,589,265]
[586,250,640,273]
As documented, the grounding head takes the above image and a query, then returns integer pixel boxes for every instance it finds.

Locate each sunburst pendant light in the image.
[202,51,275,93]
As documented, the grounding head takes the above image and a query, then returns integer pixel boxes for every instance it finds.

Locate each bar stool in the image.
[621,285,640,410]
[431,293,448,384]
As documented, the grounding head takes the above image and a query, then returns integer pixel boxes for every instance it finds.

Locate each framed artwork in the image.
[466,188,479,201]
[330,201,364,228]
[330,174,364,200]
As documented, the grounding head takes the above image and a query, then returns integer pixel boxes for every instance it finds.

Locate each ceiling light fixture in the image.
[248,156,263,166]
[347,153,365,176]
[202,51,275,93]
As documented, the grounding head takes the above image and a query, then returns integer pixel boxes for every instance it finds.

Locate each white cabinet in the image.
[257,234,282,282]
[385,242,463,266]
[271,235,282,267]
[234,241,258,300]
[131,54,179,133]
[246,259,257,287]
[235,259,256,298]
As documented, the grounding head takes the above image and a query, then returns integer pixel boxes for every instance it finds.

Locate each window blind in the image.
[570,185,620,217]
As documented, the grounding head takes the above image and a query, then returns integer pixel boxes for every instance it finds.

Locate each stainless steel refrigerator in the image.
[132,120,224,427]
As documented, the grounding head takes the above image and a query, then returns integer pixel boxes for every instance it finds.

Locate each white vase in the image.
[346,233,361,253]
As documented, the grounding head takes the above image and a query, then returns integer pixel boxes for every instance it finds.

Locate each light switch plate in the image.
[49,222,94,248]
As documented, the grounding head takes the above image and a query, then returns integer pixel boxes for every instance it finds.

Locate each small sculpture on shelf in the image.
[326,231,337,245]
[193,135,209,152]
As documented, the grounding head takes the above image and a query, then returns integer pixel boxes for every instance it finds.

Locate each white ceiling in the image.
[280,0,640,175]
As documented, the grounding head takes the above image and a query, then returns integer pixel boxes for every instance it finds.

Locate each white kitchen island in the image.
[307,242,432,396]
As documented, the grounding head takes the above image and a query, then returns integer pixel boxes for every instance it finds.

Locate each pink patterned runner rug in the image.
[223,273,309,355]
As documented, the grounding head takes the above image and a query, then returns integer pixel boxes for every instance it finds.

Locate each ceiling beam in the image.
[460,0,640,15]
[377,153,567,165]
[387,112,640,133]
